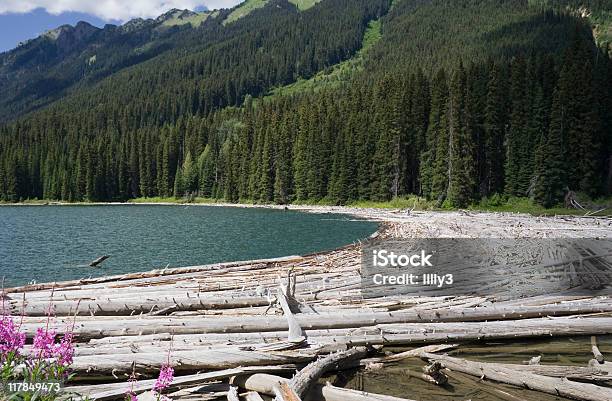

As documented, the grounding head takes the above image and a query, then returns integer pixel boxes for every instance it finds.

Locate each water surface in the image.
[0,205,377,287]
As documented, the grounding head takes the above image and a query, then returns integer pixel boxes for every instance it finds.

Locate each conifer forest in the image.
[0,0,610,208]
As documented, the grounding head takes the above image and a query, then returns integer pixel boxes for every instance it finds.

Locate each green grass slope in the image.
[288,0,323,10]
[267,17,382,97]
[223,0,270,25]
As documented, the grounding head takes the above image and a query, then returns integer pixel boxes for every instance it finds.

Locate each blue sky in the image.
[0,1,242,53]
[0,9,113,52]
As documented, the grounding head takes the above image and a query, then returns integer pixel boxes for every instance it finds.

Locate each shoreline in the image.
[2,197,608,218]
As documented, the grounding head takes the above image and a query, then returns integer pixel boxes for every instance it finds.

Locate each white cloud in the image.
[0,0,243,21]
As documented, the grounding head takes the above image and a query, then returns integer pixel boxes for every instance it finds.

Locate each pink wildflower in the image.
[153,364,174,393]
[0,315,26,357]
[32,327,57,359]
[54,331,74,366]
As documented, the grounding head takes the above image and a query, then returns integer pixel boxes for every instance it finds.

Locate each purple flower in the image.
[153,364,174,393]
[32,327,75,367]
[0,315,26,357]
[32,327,57,359]
[55,332,74,366]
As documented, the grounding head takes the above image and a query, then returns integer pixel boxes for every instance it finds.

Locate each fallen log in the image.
[63,366,298,400]
[273,382,301,401]
[89,256,110,268]
[69,349,314,376]
[289,347,368,397]
[227,386,240,401]
[234,373,416,401]
[18,305,612,339]
[421,353,612,401]
[245,392,266,401]
[592,336,605,363]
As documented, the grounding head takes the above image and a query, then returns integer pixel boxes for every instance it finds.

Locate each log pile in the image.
[2,210,611,401]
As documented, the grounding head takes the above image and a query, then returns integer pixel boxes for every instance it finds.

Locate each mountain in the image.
[0,0,610,208]
[0,7,223,122]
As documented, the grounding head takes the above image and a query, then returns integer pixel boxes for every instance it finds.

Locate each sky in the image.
[0,0,242,52]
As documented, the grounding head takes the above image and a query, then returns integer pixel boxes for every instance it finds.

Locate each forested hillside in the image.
[0,0,610,209]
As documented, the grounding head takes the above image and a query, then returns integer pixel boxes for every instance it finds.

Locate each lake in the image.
[0,205,378,287]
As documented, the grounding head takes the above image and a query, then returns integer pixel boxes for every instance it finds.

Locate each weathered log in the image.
[234,374,416,401]
[592,336,605,363]
[3,255,306,293]
[273,382,301,401]
[245,392,266,401]
[69,349,313,376]
[18,305,612,340]
[289,347,368,397]
[227,386,240,401]
[277,287,305,344]
[421,353,612,401]
[63,366,298,400]
[89,256,110,268]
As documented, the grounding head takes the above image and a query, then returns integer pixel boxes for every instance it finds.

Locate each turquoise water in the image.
[0,205,377,287]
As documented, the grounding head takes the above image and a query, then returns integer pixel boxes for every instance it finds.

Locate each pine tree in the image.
[505,56,528,196]
[447,64,475,208]
[483,63,506,196]
[533,88,567,208]
[173,166,184,198]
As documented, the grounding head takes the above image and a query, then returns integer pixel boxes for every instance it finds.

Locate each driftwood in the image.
[234,373,416,401]
[592,336,605,363]
[289,347,368,397]
[63,366,298,400]
[89,256,110,267]
[421,353,612,401]
[277,272,305,344]
[227,386,240,401]
[273,382,301,401]
[245,392,266,401]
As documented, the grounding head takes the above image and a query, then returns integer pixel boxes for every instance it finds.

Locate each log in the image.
[245,392,266,401]
[19,305,612,340]
[4,255,306,293]
[277,287,305,344]
[89,256,110,268]
[421,353,612,401]
[227,386,240,401]
[234,374,416,401]
[273,382,302,401]
[592,336,605,363]
[63,366,297,400]
[289,347,368,397]
[69,349,314,376]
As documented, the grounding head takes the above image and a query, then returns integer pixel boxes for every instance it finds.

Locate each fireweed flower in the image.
[33,327,57,359]
[153,364,174,392]
[55,331,74,366]
[0,315,26,357]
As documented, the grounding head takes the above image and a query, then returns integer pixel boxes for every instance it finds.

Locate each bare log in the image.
[89,256,110,268]
[289,347,368,397]
[245,392,266,401]
[69,349,313,376]
[64,366,297,400]
[234,374,416,401]
[273,382,302,401]
[421,353,612,401]
[227,386,240,401]
[592,336,605,364]
[277,286,305,344]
